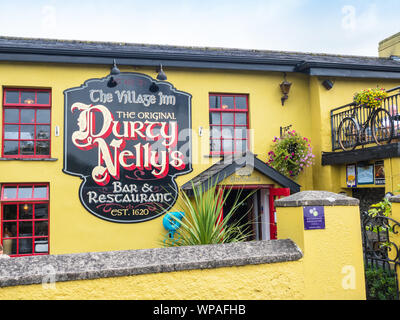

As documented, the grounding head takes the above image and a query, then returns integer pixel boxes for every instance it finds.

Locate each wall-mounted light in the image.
[156,64,167,81]
[322,79,334,90]
[280,73,292,106]
[107,59,120,88]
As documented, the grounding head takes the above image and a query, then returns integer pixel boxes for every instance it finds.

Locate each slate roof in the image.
[1,36,400,78]
[181,152,301,195]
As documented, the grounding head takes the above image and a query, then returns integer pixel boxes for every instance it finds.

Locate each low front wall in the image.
[0,240,305,300]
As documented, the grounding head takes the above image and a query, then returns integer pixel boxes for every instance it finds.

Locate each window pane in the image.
[36,140,50,155]
[4,125,19,139]
[222,140,234,152]
[34,203,49,219]
[20,141,34,155]
[34,187,48,199]
[3,187,17,200]
[5,91,19,104]
[35,221,48,236]
[20,125,35,140]
[2,223,16,255]
[37,109,50,123]
[37,92,50,105]
[210,127,222,139]
[18,238,33,254]
[221,126,234,139]
[36,125,50,139]
[210,139,221,152]
[235,97,247,109]
[34,238,48,254]
[3,204,17,220]
[4,141,19,155]
[235,127,248,139]
[235,113,247,125]
[19,204,33,220]
[3,222,17,238]
[210,113,220,125]
[235,140,247,153]
[21,109,35,123]
[221,97,234,110]
[4,109,19,123]
[221,113,234,125]
[18,186,33,199]
[19,221,33,236]
[21,91,35,105]
[209,96,220,109]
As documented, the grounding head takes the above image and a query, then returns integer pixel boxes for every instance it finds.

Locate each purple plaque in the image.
[303,206,325,230]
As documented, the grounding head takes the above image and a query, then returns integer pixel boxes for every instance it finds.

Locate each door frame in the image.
[217,184,290,240]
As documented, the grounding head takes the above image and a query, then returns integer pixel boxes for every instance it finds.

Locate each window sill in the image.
[204,154,224,158]
[0,157,58,162]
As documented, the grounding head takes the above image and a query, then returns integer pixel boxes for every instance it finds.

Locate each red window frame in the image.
[1,183,50,257]
[209,93,249,156]
[2,88,51,159]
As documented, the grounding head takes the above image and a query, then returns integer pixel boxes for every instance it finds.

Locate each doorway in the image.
[221,187,290,241]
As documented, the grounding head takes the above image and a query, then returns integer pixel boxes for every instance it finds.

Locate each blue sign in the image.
[303,206,325,230]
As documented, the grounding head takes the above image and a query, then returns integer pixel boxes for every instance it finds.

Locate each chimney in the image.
[379,32,400,58]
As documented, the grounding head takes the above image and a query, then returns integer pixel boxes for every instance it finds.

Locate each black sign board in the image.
[63,73,192,223]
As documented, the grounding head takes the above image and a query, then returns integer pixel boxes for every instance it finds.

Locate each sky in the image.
[0,0,399,57]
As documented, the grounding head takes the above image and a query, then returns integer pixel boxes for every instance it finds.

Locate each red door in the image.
[269,188,291,240]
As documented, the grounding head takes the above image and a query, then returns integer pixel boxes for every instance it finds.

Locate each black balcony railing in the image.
[330,86,400,151]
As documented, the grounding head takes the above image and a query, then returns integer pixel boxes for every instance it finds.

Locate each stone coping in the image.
[0,240,302,288]
[275,191,359,207]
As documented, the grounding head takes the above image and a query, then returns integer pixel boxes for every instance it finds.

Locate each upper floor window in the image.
[209,94,249,155]
[3,88,51,158]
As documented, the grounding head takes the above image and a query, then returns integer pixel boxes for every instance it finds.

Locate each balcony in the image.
[323,86,400,166]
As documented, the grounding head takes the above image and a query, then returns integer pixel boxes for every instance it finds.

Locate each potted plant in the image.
[353,88,388,108]
[162,178,254,247]
[267,130,315,180]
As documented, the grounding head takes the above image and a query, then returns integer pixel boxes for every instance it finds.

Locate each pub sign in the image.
[63,72,192,223]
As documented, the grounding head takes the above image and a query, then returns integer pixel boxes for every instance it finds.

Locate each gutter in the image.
[0,43,301,73]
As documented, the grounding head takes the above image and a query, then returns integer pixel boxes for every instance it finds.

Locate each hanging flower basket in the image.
[267,130,315,180]
[353,88,387,108]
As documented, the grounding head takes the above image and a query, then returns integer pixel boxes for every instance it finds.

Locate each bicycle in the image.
[337,104,394,151]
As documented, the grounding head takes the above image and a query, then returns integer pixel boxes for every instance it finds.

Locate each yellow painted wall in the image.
[0,62,313,255]
[379,32,400,57]
[276,205,366,300]
[0,261,305,300]
[0,60,399,255]
[218,166,277,187]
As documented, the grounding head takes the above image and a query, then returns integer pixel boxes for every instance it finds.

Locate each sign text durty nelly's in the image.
[63,73,192,223]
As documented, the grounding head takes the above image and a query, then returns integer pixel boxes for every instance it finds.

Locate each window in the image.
[1,184,49,257]
[209,94,249,155]
[3,88,51,158]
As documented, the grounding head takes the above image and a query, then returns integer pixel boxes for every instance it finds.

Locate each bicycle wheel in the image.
[338,117,359,151]
[372,108,393,145]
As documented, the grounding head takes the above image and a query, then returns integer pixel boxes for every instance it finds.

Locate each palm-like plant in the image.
[163,179,255,247]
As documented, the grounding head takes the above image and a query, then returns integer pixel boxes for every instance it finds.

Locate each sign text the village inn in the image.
[63,73,192,223]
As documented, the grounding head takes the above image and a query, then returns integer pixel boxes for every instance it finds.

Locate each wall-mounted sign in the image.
[374,161,385,185]
[303,206,326,230]
[357,164,374,185]
[63,73,192,223]
[346,164,357,188]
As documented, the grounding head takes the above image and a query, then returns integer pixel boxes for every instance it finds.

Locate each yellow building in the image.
[1,33,400,257]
